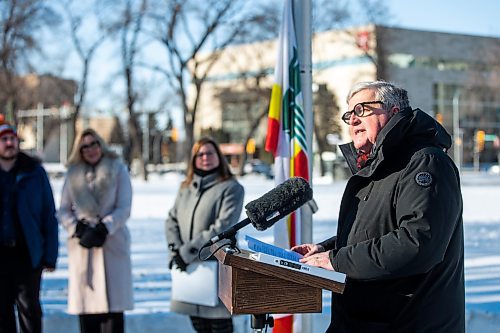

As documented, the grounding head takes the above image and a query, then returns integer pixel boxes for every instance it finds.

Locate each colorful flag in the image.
[265,0,309,331]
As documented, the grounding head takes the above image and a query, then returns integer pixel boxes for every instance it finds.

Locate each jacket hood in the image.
[378,107,451,152]
[341,108,452,176]
[15,152,41,174]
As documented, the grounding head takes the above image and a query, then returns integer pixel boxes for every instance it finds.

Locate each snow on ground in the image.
[40,171,500,332]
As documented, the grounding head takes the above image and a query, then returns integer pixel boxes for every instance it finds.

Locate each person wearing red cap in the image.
[0,119,59,333]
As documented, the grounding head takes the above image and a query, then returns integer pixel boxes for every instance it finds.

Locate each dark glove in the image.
[42,261,56,272]
[79,222,109,249]
[73,219,88,239]
[169,254,187,272]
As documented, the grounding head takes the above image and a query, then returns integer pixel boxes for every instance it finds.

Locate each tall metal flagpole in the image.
[293,0,313,332]
[292,0,313,259]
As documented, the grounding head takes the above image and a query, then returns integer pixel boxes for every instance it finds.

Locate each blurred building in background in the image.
[194,24,500,170]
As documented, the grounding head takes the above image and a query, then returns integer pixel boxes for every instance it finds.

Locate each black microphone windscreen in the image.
[244,177,312,231]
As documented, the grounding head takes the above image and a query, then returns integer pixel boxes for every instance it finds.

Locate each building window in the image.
[387,53,491,72]
[433,83,500,165]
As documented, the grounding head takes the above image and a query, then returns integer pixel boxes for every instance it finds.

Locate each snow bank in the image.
[40,172,500,332]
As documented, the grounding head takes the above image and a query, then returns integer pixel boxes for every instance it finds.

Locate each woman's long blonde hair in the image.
[181,137,233,188]
[66,128,118,166]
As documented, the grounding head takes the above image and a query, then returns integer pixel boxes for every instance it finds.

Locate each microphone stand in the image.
[251,314,274,332]
[221,234,239,255]
[218,239,274,332]
[227,234,237,251]
[204,234,276,332]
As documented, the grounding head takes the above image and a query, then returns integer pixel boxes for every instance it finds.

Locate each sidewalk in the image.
[43,312,254,333]
[42,309,500,333]
[41,172,500,333]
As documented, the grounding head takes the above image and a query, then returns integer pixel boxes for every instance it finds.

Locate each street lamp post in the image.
[452,89,461,171]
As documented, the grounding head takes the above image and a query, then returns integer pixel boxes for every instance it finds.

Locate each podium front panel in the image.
[219,264,322,314]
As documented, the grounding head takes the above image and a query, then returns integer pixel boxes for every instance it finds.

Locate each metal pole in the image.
[293,1,313,332]
[452,89,461,171]
[36,103,44,154]
[142,112,149,163]
[294,0,313,240]
[60,106,68,164]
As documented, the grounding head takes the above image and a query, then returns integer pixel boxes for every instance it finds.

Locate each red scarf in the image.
[356,151,370,170]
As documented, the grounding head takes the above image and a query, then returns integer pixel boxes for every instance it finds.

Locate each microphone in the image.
[205,177,312,246]
[245,176,313,231]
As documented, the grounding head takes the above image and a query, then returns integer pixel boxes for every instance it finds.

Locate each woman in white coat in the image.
[59,128,133,333]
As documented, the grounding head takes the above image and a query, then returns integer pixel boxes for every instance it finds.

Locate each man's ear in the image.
[391,106,400,115]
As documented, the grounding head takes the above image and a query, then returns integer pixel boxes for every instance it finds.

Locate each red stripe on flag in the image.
[293,149,309,181]
[289,212,297,247]
[265,117,280,155]
[273,315,293,333]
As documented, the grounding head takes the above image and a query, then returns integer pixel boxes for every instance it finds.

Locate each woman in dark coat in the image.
[166,137,244,333]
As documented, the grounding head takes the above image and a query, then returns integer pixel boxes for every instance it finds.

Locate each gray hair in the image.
[346,80,410,111]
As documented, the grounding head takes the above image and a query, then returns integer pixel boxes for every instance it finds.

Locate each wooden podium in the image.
[212,245,345,315]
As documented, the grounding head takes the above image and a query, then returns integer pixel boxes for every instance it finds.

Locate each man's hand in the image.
[291,243,325,257]
[299,251,334,271]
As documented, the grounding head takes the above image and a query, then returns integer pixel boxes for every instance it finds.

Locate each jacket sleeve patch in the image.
[415,171,433,187]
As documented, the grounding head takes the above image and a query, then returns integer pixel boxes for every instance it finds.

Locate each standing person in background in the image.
[166,137,244,333]
[58,128,133,333]
[0,118,58,333]
[292,81,464,332]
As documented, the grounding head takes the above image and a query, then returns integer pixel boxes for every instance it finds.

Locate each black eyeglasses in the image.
[342,101,384,124]
[195,151,216,159]
[80,140,100,152]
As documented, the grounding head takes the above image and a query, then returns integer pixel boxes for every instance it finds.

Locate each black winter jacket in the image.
[321,108,465,333]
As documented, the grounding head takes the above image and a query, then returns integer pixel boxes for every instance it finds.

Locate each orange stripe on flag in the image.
[273,315,293,333]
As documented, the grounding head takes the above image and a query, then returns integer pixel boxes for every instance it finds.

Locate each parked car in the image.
[244,160,274,179]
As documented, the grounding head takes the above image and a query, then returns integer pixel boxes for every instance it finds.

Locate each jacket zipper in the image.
[363,181,375,201]
[189,190,204,241]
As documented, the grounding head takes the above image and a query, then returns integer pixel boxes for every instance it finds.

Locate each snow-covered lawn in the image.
[40,171,500,332]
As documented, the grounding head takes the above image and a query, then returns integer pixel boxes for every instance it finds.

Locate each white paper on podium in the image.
[245,235,346,283]
[250,251,346,283]
[245,235,303,262]
[171,261,218,306]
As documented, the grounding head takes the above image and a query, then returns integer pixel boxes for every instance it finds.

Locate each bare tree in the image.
[215,82,271,176]
[103,0,150,178]
[313,84,342,176]
[311,0,392,171]
[212,42,276,175]
[144,0,278,157]
[313,0,391,32]
[313,0,393,75]
[212,0,382,174]
[59,0,111,147]
[0,0,60,119]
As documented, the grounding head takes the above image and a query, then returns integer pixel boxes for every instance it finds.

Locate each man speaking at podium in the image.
[292,81,464,333]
